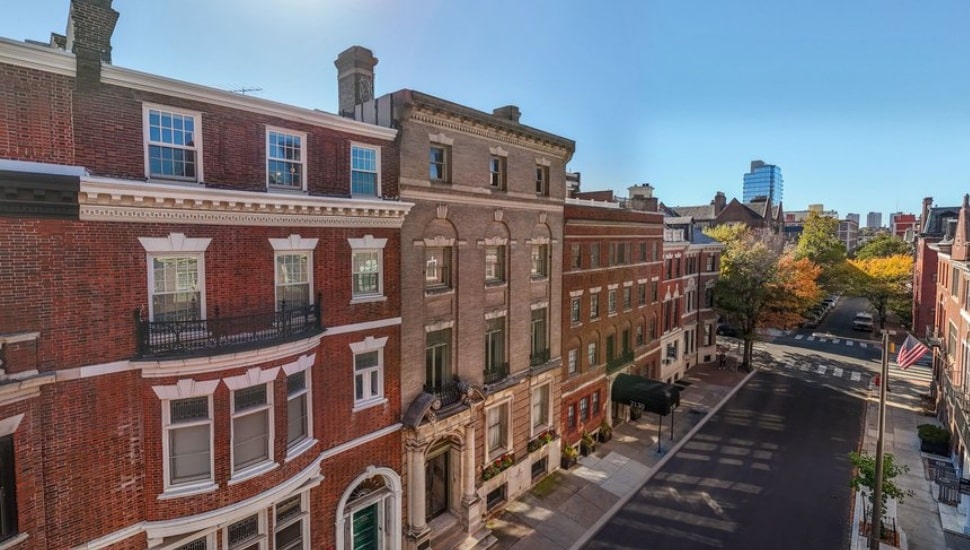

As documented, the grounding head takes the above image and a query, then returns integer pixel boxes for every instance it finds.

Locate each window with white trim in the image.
[579,397,589,422]
[286,371,310,450]
[354,350,384,405]
[608,289,617,314]
[590,293,600,319]
[351,144,380,196]
[150,256,203,322]
[226,513,265,550]
[570,297,581,324]
[231,384,273,474]
[567,349,578,375]
[486,402,510,459]
[425,247,451,289]
[429,145,450,182]
[531,244,548,278]
[276,253,311,310]
[531,384,550,431]
[165,396,213,488]
[587,341,597,367]
[145,105,201,181]
[352,250,382,297]
[169,536,210,550]
[274,494,309,550]
[535,165,549,195]
[267,129,306,190]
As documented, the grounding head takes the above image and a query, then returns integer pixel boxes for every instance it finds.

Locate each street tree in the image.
[711,227,817,368]
[846,254,913,330]
[794,211,846,290]
[849,451,912,537]
[854,234,911,260]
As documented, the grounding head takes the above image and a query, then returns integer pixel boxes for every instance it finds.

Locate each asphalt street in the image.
[585,371,865,550]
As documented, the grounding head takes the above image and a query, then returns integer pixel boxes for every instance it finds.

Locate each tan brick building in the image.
[339,48,575,549]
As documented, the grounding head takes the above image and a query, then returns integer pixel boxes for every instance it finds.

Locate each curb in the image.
[569,367,759,550]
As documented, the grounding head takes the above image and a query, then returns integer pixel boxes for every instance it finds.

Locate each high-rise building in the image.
[847,213,860,226]
[867,211,883,228]
[742,160,784,203]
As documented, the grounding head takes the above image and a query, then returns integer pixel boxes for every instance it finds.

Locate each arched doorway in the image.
[336,467,402,550]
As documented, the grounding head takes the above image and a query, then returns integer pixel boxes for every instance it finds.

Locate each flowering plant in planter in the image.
[482,452,516,481]
[527,429,557,452]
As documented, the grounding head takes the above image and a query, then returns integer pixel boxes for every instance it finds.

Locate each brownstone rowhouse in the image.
[1,2,411,548]
[340,47,575,549]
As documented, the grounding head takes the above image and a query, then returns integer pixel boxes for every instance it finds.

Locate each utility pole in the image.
[870,330,890,550]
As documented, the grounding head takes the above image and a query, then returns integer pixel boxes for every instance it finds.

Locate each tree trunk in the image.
[743,338,754,369]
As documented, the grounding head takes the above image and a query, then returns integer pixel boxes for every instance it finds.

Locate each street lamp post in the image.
[870,330,891,550]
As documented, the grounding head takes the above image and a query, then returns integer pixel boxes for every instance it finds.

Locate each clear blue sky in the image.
[4,0,970,220]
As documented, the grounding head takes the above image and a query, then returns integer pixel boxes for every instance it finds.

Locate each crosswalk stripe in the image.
[795,334,804,340]
[799,364,810,371]
[807,336,816,341]
[819,338,828,343]
[846,341,854,347]
[851,372,861,381]
[832,339,840,344]
[833,367,843,377]
[860,343,868,349]
[816,365,827,374]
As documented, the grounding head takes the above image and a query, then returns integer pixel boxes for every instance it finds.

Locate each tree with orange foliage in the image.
[760,255,823,329]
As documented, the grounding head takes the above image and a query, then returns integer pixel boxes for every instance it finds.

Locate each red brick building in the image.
[560,184,664,446]
[913,197,961,338]
[0,2,410,548]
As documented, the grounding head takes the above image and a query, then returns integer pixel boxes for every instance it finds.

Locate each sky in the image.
[3,0,970,221]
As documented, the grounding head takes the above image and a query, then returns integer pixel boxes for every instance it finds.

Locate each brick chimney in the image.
[66,0,119,91]
[627,183,658,212]
[334,46,378,117]
[712,191,726,215]
[492,105,521,123]
[920,196,933,234]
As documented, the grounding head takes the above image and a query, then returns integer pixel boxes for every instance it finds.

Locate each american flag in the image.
[896,333,930,370]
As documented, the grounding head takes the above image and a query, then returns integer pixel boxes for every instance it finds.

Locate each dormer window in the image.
[144,104,202,182]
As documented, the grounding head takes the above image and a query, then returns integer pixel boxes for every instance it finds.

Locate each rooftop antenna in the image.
[230,87,263,95]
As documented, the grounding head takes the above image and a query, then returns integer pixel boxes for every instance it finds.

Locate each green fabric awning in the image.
[611,373,681,416]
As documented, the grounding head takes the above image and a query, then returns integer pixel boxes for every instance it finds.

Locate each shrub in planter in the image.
[561,444,579,469]
[580,431,596,456]
[598,420,613,443]
[917,423,950,456]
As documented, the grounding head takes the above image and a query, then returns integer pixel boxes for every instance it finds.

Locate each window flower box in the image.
[527,429,557,453]
[482,452,515,481]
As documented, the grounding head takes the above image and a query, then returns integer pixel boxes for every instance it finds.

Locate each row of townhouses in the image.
[0,2,723,549]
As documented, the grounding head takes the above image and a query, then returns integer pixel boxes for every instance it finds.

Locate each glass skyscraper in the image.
[742,160,783,203]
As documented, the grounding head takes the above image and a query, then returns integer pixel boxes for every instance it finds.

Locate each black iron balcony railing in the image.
[135,295,324,359]
[529,348,551,367]
[483,362,510,385]
[606,350,636,373]
[423,381,462,409]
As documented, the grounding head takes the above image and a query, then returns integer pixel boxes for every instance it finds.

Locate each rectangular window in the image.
[652,281,658,302]
[0,435,17,541]
[485,245,506,283]
[485,317,506,374]
[267,129,306,190]
[429,145,449,182]
[351,144,379,196]
[592,391,600,417]
[276,253,311,310]
[579,397,589,422]
[636,324,644,346]
[567,404,576,429]
[623,287,632,310]
[590,293,600,319]
[227,514,263,550]
[355,350,383,405]
[638,284,647,306]
[151,256,202,322]
[275,494,307,550]
[953,267,961,297]
[486,484,507,512]
[487,403,510,457]
[531,244,549,278]
[532,384,550,430]
[352,249,382,298]
[172,538,208,550]
[570,297,581,324]
[531,308,548,364]
[145,106,200,181]
[489,156,506,189]
[232,384,272,473]
[608,290,617,314]
[425,329,452,390]
[568,349,578,375]
[587,342,597,367]
[166,396,212,487]
[425,247,451,289]
[571,244,582,270]
[640,242,647,262]
[706,255,715,272]
[286,371,310,450]
[535,165,549,195]
[590,244,600,268]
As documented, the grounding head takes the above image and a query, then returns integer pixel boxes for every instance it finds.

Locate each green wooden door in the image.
[352,503,378,550]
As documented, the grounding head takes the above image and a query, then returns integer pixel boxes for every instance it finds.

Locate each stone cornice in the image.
[0,37,75,77]
[79,177,413,228]
[409,109,571,159]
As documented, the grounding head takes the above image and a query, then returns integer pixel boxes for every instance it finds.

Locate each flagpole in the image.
[870,330,890,550]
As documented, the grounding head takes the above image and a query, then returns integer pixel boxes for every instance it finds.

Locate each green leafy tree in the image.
[845,255,913,330]
[849,451,913,535]
[794,212,846,290]
[854,234,912,260]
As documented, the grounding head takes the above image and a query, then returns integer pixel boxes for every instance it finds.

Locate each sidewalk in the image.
[849,371,970,550]
[486,361,755,550]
